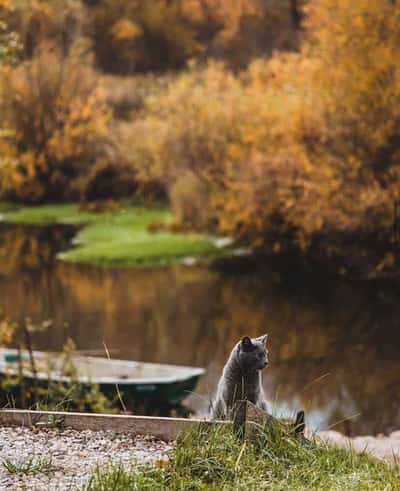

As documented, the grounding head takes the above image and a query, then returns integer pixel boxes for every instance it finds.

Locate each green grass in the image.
[83,423,400,490]
[1,203,116,225]
[0,203,229,267]
[2,456,55,476]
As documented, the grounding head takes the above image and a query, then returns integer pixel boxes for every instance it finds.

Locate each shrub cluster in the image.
[0,45,134,203]
[127,0,400,270]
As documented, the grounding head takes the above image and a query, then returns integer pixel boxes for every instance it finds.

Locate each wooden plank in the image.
[0,409,227,441]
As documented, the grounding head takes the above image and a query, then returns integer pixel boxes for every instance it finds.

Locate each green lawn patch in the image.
[0,203,229,267]
[83,423,400,490]
[0,203,109,225]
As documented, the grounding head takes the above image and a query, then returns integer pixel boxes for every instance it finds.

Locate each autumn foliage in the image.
[87,0,300,73]
[1,0,400,271]
[0,46,122,202]
[126,0,400,272]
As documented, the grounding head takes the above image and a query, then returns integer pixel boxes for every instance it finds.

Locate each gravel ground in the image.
[0,426,172,490]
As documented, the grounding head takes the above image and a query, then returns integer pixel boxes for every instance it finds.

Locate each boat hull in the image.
[0,374,201,411]
[101,375,200,404]
[0,348,204,411]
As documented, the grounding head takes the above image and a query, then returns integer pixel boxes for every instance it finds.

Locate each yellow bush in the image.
[126,62,271,227]
[304,0,400,181]
[128,59,324,238]
[0,46,119,202]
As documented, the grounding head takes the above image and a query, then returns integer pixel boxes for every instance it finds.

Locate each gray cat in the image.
[211,335,269,419]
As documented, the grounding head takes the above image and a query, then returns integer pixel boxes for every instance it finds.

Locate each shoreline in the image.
[316,429,400,463]
[0,203,231,268]
[0,424,398,490]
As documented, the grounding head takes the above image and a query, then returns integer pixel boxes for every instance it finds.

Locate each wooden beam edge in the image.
[0,409,228,441]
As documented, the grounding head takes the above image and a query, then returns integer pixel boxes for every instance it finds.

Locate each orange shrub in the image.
[0,46,123,202]
[304,0,400,186]
[125,62,273,227]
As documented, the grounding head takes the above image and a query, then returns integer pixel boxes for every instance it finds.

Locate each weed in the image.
[2,456,55,476]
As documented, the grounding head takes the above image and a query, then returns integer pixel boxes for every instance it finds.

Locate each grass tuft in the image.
[83,423,400,490]
[2,456,55,476]
[83,464,164,491]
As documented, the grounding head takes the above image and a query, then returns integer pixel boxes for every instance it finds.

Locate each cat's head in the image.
[237,334,269,372]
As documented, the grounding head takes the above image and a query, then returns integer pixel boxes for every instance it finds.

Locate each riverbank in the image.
[0,203,231,267]
[317,430,400,463]
[0,424,398,490]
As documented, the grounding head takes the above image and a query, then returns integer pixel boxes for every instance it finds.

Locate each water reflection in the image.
[0,224,399,435]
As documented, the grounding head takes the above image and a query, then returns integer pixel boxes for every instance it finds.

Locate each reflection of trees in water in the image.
[51,263,221,363]
[0,224,75,275]
[0,224,399,434]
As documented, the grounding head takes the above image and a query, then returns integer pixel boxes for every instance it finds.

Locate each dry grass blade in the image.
[102,341,127,413]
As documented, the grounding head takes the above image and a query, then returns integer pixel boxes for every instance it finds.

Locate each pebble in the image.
[0,426,172,490]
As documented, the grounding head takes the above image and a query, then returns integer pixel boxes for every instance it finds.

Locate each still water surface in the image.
[1,224,400,435]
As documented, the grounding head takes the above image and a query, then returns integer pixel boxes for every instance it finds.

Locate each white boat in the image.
[0,348,205,405]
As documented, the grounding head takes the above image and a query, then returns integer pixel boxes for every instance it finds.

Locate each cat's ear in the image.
[241,336,253,352]
[257,334,268,345]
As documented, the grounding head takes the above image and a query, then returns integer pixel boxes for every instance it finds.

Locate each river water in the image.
[1,223,400,435]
